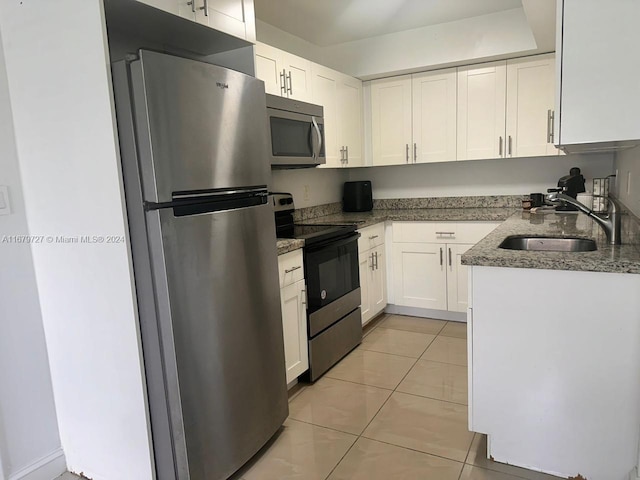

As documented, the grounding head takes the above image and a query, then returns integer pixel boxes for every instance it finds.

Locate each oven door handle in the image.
[305,233,360,252]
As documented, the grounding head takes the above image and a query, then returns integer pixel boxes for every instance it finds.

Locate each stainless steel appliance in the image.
[267,95,325,168]
[112,50,288,480]
[273,194,362,381]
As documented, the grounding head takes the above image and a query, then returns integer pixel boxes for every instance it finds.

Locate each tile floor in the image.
[58,314,562,480]
[236,314,562,480]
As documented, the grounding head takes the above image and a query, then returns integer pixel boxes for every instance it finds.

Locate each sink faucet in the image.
[545,189,622,245]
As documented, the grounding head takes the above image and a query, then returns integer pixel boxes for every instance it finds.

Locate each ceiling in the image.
[255,0,524,47]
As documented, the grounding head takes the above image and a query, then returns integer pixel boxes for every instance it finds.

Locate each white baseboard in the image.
[8,449,66,480]
[385,304,467,322]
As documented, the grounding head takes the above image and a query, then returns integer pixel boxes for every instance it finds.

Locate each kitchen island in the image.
[463,211,640,479]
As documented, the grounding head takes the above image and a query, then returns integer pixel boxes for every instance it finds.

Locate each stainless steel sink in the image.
[498,235,597,252]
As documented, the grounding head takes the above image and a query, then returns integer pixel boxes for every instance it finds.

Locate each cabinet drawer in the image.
[392,221,500,244]
[392,222,457,243]
[358,223,385,252]
[455,222,501,244]
[278,249,304,288]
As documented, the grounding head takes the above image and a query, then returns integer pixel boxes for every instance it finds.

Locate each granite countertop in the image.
[296,208,516,228]
[462,211,640,274]
[277,238,304,255]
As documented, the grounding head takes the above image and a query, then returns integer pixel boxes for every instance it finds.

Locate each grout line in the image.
[357,435,467,468]
[321,375,395,392]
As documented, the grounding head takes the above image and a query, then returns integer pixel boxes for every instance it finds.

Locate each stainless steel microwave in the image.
[266,94,325,168]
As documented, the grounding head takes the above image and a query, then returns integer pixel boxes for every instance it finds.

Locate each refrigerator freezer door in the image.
[130,50,270,203]
[146,202,288,480]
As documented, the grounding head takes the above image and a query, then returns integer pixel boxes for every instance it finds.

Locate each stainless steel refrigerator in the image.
[112,50,288,480]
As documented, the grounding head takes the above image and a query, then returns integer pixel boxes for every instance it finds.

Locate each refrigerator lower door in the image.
[145,201,288,480]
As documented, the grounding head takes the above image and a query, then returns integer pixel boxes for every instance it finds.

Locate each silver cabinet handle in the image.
[370,252,375,271]
[375,251,378,270]
[286,71,292,95]
[284,265,301,274]
[440,247,443,266]
[369,235,379,240]
[311,116,322,160]
[414,143,417,163]
[435,231,455,236]
[508,135,512,156]
[345,145,348,164]
[547,109,555,143]
[301,288,307,307]
[448,248,452,267]
[187,0,195,12]
[199,0,208,15]
[499,136,503,156]
[340,146,345,164]
[280,69,287,96]
[405,144,409,163]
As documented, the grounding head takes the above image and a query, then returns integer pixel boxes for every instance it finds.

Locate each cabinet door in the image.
[338,74,363,167]
[255,43,284,96]
[359,251,373,324]
[136,0,180,14]
[312,64,340,167]
[371,76,412,166]
[281,53,312,102]
[195,0,248,40]
[392,243,447,310]
[446,244,473,313]
[457,61,507,160]
[370,245,387,317]
[412,69,457,163]
[280,279,309,384]
[506,55,558,157]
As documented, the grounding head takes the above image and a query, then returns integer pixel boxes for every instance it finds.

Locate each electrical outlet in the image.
[303,184,310,202]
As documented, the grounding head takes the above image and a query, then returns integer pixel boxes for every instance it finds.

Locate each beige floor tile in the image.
[56,475,82,480]
[241,419,356,480]
[379,314,447,335]
[327,437,463,480]
[421,335,467,366]
[466,435,563,480]
[362,392,474,462]
[288,377,392,435]
[459,464,523,480]
[440,321,467,339]
[397,359,468,405]
[361,327,436,358]
[325,349,416,390]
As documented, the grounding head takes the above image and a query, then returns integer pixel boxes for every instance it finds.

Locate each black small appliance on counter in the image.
[550,167,586,211]
[343,181,373,212]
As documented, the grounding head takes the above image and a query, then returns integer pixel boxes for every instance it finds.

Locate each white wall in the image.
[347,153,614,198]
[271,168,348,208]
[614,146,640,217]
[0,2,154,479]
[0,33,64,480]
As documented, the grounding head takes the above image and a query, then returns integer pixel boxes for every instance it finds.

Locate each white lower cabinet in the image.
[277,250,308,385]
[391,222,499,315]
[358,224,387,325]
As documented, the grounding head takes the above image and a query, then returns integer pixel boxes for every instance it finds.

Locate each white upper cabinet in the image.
[506,55,558,157]
[337,74,363,167]
[311,64,340,166]
[136,0,255,41]
[371,76,413,166]
[254,43,312,102]
[457,61,507,161]
[411,69,457,164]
[556,0,640,151]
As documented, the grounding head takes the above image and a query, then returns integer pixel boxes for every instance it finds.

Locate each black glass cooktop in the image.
[286,223,357,246]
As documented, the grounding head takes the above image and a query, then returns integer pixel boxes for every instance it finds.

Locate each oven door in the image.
[268,108,325,167]
[304,233,360,313]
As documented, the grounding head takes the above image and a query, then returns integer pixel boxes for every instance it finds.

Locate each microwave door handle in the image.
[312,116,322,159]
